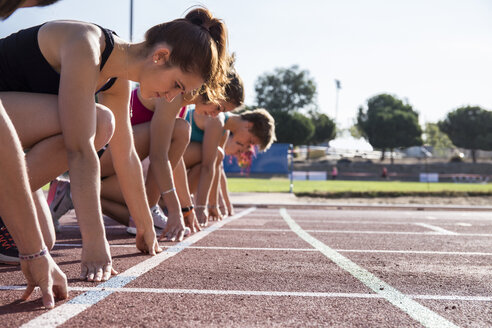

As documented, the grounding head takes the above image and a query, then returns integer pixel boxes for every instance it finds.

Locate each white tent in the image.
[328,136,373,152]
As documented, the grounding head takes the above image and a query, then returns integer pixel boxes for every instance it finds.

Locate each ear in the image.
[152,46,171,65]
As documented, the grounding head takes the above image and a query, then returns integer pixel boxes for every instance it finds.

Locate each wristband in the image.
[195,205,207,209]
[161,187,175,196]
[181,205,194,213]
[183,208,195,218]
[208,204,217,209]
[19,247,48,261]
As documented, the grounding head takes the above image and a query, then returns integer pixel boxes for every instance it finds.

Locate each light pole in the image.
[129,0,134,42]
[334,79,341,122]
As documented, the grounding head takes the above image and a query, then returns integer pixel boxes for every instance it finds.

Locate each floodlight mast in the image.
[129,0,134,42]
[334,79,341,122]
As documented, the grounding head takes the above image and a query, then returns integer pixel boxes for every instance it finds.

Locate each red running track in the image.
[2,206,492,327]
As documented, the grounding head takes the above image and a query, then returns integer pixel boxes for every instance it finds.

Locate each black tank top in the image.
[0,23,117,94]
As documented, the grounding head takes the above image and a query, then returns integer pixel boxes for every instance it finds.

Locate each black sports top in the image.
[0,23,117,94]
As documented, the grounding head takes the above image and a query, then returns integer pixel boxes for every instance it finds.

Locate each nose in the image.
[165,89,182,103]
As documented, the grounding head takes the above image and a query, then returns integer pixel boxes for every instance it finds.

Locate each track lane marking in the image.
[279,208,458,328]
[20,207,256,328]
[414,223,458,235]
[220,227,492,237]
[53,244,492,256]
[3,285,491,302]
[242,219,482,226]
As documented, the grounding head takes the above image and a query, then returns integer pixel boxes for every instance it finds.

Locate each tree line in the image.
[253,65,492,163]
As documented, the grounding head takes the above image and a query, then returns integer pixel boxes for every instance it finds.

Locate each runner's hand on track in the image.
[227,203,235,216]
[136,226,162,255]
[195,207,209,227]
[80,239,118,282]
[184,210,201,233]
[219,205,228,218]
[208,206,222,221]
[159,211,185,242]
[21,252,68,309]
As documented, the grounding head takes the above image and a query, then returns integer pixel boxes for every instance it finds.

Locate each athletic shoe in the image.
[0,216,20,265]
[151,205,168,230]
[126,216,137,236]
[126,211,188,237]
[48,179,73,232]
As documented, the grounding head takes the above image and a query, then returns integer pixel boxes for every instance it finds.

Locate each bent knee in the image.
[173,118,191,144]
[95,104,115,149]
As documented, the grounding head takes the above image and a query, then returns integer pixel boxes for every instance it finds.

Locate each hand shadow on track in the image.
[0,297,69,315]
[0,265,19,273]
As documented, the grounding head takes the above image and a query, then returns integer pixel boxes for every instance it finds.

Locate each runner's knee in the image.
[95,104,115,149]
[173,118,191,145]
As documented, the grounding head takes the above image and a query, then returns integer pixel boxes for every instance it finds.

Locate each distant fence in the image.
[224,145,492,184]
[223,143,291,174]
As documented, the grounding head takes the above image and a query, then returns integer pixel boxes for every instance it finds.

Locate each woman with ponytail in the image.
[0,7,229,283]
[54,63,245,242]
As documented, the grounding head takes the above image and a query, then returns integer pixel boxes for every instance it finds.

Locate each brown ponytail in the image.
[199,53,244,107]
[144,6,229,101]
[223,54,244,107]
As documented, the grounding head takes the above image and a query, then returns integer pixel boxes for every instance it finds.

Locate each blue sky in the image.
[2,0,491,129]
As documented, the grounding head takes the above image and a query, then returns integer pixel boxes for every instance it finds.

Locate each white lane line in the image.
[414,223,455,234]
[265,219,483,226]
[291,215,492,223]
[221,227,492,237]
[53,244,492,256]
[414,223,458,235]
[266,220,420,225]
[54,244,318,251]
[3,285,492,302]
[21,207,257,328]
[279,208,458,328]
[56,243,313,251]
[338,249,492,256]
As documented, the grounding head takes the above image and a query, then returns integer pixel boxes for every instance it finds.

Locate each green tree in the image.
[423,123,454,157]
[309,112,336,145]
[255,65,317,113]
[273,111,315,146]
[357,93,423,163]
[438,106,492,163]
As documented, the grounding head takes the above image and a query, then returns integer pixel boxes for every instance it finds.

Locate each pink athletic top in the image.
[130,88,154,125]
[178,106,188,118]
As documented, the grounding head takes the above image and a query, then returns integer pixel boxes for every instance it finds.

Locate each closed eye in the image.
[175,82,184,91]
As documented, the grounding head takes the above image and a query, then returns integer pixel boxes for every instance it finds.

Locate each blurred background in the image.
[3,0,492,183]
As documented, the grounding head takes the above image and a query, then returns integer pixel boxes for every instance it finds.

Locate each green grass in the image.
[226,178,492,197]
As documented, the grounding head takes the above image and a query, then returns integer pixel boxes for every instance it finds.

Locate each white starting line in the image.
[220,227,492,237]
[4,207,485,327]
[19,208,256,328]
[52,244,492,257]
[2,285,491,302]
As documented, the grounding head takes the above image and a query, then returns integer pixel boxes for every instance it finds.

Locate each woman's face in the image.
[139,65,203,102]
[195,99,237,117]
[225,124,260,157]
